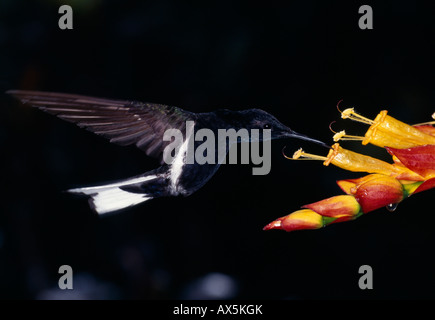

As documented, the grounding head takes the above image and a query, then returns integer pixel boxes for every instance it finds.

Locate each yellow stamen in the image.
[283,147,328,161]
[292,148,303,159]
[413,113,435,126]
[297,151,328,161]
[288,143,423,180]
[333,130,365,142]
[414,121,435,126]
[340,108,374,125]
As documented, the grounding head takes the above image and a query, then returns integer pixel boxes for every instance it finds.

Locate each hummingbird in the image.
[7,90,327,214]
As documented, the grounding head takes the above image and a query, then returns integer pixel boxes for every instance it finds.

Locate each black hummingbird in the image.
[8,90,328,214]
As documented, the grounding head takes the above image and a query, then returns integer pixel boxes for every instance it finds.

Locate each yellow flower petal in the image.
[354,110,435,148]
[324,144,423,180]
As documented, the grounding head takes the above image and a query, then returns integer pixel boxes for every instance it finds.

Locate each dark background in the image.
[1,0,434,299]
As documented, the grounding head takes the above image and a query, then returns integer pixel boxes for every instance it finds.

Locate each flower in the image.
[288,143,423,181]
[386,144,435,194]
[264,174,414,232]
[263,209,332,232]
[414,125,435,136]
[336,108,435,148]
[386,145,435,179]
[265,109,435,232]
[302,195,361,218]
[414,178,435,194]
[336,174,405,213]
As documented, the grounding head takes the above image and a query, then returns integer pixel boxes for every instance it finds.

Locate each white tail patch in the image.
[89,188,151,214]
[68,175,157,215]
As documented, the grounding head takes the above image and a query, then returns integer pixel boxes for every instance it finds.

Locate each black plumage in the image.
[8,90,327,214]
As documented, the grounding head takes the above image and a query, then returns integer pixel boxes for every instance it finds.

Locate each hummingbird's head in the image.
[231,109,329,147]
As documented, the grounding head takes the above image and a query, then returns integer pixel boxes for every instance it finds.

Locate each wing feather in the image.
[7,90,195,164]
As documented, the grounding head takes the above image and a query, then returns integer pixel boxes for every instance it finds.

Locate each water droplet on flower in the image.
[386,203,398,212]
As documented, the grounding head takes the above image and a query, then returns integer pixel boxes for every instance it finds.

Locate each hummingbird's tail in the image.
[67,169,167,215]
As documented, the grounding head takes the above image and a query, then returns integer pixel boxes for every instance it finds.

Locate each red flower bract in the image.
[351,174,404,213]
[302,195,361,218]
[414,178,435,194]
[386,145,435,179]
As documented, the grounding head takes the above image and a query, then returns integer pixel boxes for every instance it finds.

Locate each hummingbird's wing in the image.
[7,90,195,164]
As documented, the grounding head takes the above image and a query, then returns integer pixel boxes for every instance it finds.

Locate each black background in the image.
[1,0,434,299]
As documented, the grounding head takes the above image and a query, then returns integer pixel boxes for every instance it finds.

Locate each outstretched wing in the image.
[7,90,194,164]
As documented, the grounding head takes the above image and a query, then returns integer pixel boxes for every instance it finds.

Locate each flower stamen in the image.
[329,120,337,134]
[284,143,423,181]
[340,108,374,125]
[333,130,365,142]
[283,147,329,161]
[413,113,435,126]
[336,99,344,113]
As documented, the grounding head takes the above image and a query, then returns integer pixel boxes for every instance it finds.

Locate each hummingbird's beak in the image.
[284,129,330,149]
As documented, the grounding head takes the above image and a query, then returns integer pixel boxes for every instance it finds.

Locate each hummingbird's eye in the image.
[263,123,271,129]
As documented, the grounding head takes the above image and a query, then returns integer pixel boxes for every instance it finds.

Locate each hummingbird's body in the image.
[8,90,327,214]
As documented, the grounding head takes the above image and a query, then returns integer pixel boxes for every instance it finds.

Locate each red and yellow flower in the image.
[265,109,435,232]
